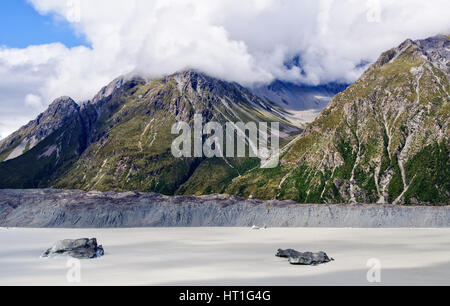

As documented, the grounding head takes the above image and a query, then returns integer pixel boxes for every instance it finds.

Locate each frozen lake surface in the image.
[0,227,449,286]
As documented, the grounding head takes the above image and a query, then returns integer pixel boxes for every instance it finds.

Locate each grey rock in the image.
[276,249,302,258]
[289,251,333,266]
[41,238,104,259]
[277,249,333,265]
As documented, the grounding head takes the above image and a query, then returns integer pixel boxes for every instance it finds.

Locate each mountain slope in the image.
[0,71,299,194]
[0,97,87,188]
[227,35,450,205]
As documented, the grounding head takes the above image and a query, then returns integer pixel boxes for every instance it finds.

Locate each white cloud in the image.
[25,94,43,109]
[0,0,449,139]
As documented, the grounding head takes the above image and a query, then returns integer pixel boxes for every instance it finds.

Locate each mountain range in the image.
[0,71,301,195]
[0,34,448,205]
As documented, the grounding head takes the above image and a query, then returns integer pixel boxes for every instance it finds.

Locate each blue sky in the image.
[0,0,86,48]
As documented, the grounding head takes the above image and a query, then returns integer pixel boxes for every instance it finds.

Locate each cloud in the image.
[25,94,43,109]
[0,0,449,139]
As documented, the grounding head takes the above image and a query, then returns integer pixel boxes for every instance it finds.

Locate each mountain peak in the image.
[373,34,449,71]
[171,69,212,79]
[170,69,222,86]
[91,74,147,105]
[415,34,450,74]
[50,96,76,105]
[0,96,81,162]
[42,96,80,123]
[46,96,79,114]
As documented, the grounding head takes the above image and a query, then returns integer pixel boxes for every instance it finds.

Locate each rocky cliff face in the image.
[0,189,448,228]
[227,35,449,205]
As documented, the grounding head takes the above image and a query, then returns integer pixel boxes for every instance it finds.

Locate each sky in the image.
[0,0,449,140]
[0,0,86,48]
